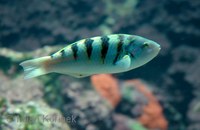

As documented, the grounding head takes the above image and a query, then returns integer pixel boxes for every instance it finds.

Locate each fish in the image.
[20,34,161,79]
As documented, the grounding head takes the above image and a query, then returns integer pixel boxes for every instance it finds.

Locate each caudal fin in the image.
[20,56,51,79]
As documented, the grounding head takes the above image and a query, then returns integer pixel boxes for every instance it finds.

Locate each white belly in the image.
[52,60,127,75]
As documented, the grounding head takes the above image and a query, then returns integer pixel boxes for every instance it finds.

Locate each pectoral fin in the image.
[115,55,131,69]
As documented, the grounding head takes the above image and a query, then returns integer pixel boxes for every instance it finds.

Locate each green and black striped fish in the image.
[20,34,161,79]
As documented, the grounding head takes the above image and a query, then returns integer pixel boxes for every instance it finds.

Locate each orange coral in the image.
[127,79,168,130]
[90,74,121,107]
[91,75,168,130]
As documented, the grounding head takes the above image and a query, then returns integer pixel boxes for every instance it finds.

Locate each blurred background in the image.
[0,0,200,130]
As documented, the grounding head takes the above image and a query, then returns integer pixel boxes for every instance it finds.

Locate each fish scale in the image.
[20,34,161,79]
[57,34,127,64]
[113,34,125,64]
[100,36,110,63]
[85,38,94,59]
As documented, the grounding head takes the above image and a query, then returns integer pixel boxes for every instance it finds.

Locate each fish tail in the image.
[20,56,51,79]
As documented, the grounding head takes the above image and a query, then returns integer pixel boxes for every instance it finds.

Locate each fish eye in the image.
[141,42,149,49]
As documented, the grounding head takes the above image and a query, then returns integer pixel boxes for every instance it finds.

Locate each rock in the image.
[166,45,200,127]
[0,71,43,103]
[187,124,200,130]
[187,99,200,130]
[113,114,147,130]
[118,79,168,130]
[0,99,70,130]
[90,74,168,130]
[115,0,200,47]
[0,0,105,51]
[47,76,114,130]
[169,46,200,90]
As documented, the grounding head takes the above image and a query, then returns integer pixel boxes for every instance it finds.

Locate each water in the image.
[0,0,200,130]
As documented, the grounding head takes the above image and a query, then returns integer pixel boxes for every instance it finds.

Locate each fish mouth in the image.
[151,43,161,56]
[158,44,161,50]
[155,43,161,52]
[158,46,161,51]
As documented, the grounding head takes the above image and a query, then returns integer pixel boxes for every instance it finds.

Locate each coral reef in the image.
[0,99,70,130]
[0,40,198,130]
[169,45,200,90]
[91,74,121,107]
[126,80,167,130]
[113,114,147,130]
[113,0,200,47]
[0,0,105,51]
[0,68,70,130]
[91,74,168,130]
[0,72,43,103]
[0,0,200,129]
[58,76,114,130]
[187,99,200,130]
[119,79,168,130]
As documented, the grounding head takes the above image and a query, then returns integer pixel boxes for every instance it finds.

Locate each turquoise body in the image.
[50,34,160,76]
[20,34,161,79]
